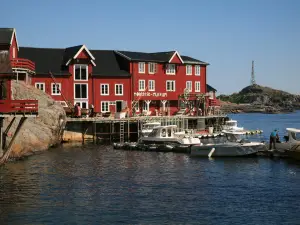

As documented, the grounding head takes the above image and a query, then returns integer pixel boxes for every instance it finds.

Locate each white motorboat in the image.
[223,120,244,131]
[274,128,300,159]
[190,130,265,157]
[140,122,161,137]
[139,125,201,145]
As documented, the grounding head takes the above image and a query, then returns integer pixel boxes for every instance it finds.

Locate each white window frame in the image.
[115,84,123,96]
[148,63,157,74]
[138,62,145,74]
[139,80,145,91]
[101,101,110,112]
[143,101,149,111]
[186,65,192,75]
[195,65,201,76]
[100,84,109,96]
[148,80,155,91]
[74,101,88,109]
[74,83,88,99]
[186,81,192,92]
[35,82,45,92]
[166,80,176,92]
[195,81,201,92]
[51,83,61,95]
[74,64,88,81]
[166,64,176,75]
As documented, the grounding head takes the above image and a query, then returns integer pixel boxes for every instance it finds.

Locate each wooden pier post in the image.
[0,117,27,165]
[127,118,130,142]
[92,122,96,144]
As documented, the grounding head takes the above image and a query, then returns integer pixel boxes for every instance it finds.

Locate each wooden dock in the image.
[63,115,229,144]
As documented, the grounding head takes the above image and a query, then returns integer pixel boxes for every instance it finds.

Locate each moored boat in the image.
[190,130,266,157]
[138,125,201,146]
[223,120,244,131]
[274,128,300,160]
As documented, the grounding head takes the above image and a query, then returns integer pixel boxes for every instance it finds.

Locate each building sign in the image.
[134,92,167,97]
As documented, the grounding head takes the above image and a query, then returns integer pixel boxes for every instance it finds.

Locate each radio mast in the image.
[251,60,256,86]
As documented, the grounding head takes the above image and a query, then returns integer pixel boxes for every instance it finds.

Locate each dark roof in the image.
[18,47,130,77]
[181,55,209,65]
[91,50,130,77]
[116,50,208,64]
[19,47,68,75]
[207,84,217,92]
[62,45,83,65]
[0,28,14,45]
[18,46,206,76]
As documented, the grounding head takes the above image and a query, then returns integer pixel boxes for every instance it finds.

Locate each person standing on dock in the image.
[269,129,278,150]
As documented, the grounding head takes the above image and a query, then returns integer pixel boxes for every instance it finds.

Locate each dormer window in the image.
[74,64,88,81]
[166,64,176,75]
[138,62,145,73]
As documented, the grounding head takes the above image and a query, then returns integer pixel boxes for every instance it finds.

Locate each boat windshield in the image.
[143,124,159,130]
[226,121,237,127]
[225,133,249,143]
[290,132,300,141]
[148,128,159,137]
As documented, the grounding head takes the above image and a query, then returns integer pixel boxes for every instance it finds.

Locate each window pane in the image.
[75,65,81,80]
[81,84,87,98]
[81,66,87,80]
[82,102,87,109]
[75,84,81,98]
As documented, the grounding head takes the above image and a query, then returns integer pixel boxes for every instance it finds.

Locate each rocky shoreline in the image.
[1,81,66,161]
[218,84,300,114]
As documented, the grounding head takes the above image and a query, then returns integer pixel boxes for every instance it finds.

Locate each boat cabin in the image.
[148,125,178,138]
[223,130,248,143]
[225,120,238,127]
[284,128,300,143]
[142,122,161,131]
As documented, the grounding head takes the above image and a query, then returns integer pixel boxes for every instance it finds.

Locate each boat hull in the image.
[191,143,265,157]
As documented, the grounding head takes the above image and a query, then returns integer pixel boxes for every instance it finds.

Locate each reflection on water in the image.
[1,112,300,224]
[1,143,300,224]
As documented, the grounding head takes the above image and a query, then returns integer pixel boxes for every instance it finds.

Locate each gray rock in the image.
[2,81,66,159]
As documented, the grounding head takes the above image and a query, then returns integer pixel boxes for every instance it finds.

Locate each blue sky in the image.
[2,0,299,95]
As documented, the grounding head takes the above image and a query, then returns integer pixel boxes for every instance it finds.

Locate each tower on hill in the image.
[251,60,256,86]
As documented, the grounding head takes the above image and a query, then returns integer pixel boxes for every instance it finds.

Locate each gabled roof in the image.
[0,28,18,49]
[115,50,208,65]
[18,47,130,77]
[63,45,96,66]
[207,84,217,92]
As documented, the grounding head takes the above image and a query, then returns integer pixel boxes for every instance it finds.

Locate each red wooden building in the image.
[0,28,220,116]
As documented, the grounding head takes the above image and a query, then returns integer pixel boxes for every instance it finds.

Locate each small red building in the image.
[0,28,220,116]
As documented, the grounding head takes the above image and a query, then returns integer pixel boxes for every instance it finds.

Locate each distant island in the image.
[218,84,300,114]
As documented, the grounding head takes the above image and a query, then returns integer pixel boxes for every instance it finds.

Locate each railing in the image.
[0,100,38,114]
[11,58,35,72]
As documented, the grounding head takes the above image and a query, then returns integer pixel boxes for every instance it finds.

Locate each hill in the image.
[218,84,300,113]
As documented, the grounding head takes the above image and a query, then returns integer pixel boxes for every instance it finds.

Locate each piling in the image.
[64,115,229,144]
